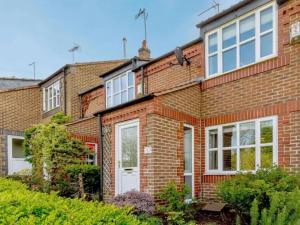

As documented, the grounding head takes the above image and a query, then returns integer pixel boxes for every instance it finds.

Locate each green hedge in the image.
[0,178,144,225]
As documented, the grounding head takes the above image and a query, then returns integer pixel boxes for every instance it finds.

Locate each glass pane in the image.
[128,87,134,101]
[261,120,273,144]
[223,125,237,147]
[261,146,273,168]
[86,154,96,165]
[223,149,237,171]
[49,87,52,98]
[240,147,255,171]
[223,48,236,72]
[49,99,52,110]
[184,175,192,200]
[113,78,120,94]
[184,128,192,173]
[260,6,273,32]
[223,24,236,49]
[121,126,138,168]
[113,93,121,106]
[121,75,127,90]
[240,14,255,41]
[261,32,273,57]
[209,129,218,149]
[12,139,24,158]
[240,122,255,145]
[53,96,56,107]
[209,151,218,170]
[240,40,255,66]
[106,81,112,96]
[107,96,112,108]
[128,72,134,86]
[208,33,218,54]
[121,91,127,103]
[209,54,218,75]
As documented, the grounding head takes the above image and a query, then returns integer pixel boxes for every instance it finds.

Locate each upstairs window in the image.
[106,71,135,108]
[43,81,60,112]
[205,2,277,77]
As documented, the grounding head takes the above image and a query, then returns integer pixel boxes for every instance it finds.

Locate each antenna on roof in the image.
[198,0,220,17]
[68,43,80,63]
[28,62,36,79]
[135,8,148,42]
[123,37,127,59]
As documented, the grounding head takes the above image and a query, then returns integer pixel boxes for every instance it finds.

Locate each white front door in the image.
[7,135,31,175]
[116,120,140,195]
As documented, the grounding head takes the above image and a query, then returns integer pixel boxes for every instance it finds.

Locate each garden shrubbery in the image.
[0,178,144,225]
[218,167,300,224]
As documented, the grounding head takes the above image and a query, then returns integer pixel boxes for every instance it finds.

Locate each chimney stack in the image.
[138,40,151,60]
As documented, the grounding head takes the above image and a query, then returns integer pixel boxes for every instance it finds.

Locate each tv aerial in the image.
[68,43,81,63]
[135,8,148,42]
[198,0,220,17]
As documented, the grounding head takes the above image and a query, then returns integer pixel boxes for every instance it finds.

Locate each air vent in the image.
[290,21,300,44]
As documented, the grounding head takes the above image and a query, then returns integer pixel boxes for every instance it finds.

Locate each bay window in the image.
[206,2,277,77]
[206,117,277,174]
[106,71,135,108]
[43,81,60,112]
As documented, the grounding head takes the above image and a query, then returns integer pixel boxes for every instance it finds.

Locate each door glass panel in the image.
[240,147,255,171]
[240,122,255,145]
[184,127,192,173]
[12,138,24,158]
[121,126,138,168]
[184,175,192,200]
[223,149,237,171]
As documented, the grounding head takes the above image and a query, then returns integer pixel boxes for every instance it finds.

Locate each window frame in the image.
[43,80,60,112]
[205,1,278,79]
[85,142,98,165]
[205,116,278,175]
[105,71,135,108]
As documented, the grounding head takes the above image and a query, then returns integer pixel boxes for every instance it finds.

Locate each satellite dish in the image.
[174,47,190,66]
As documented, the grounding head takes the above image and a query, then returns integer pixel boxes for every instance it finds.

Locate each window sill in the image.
[205,54,278,81]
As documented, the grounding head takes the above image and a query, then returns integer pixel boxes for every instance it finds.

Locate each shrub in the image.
[250,189,300,225]
[218,167,300,221]
[109,190,156,215]
[0,178,144,225]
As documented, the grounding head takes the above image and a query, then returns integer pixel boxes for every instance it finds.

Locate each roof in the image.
[94,94,154,116]
[197,0,288,28]
[0,77,41,90]
[78,83,104,96]
[0,84,39,93]
[99,57,150,78]
[39,59,126,85]
[133,37,202,72]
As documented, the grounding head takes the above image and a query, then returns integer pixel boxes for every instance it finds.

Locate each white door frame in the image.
[115,119,140,195]
[184,124,194,199]
[7,135,25,175]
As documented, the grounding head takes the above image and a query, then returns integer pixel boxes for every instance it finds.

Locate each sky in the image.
[0,0,240,80]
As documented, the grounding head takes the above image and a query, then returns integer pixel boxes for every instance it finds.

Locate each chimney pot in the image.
[138,40,151,60]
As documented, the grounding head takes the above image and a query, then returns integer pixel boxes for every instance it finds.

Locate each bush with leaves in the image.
[23,112,91,194]
[218,167,300,222]
[250,189,300,225]
[109,190,156,215]
[0,178,145,225]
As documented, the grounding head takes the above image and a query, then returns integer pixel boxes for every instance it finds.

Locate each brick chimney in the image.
[138,40,151,60]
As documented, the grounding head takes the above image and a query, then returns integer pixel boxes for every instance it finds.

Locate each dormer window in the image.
[43,80,60,112]
[106,71,135,108]
[205,2,277,78]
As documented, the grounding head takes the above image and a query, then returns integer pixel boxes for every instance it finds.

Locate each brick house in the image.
[0,59,125,176]
[80,0,300,201]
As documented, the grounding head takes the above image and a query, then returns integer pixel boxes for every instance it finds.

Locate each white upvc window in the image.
[106,71,135,108]
[205,116,278,175]
[43,81,60,112]
[205,1,277,78]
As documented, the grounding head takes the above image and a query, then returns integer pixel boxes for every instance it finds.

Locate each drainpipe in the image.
[98,113,104,201]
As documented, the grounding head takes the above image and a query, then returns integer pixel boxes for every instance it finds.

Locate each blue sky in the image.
[0,0,240,79]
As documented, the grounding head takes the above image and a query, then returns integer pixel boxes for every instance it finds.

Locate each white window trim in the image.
[205,116,278,175]
[85,142,98,165]
[106,71,135,108]
[43,80,60,112]
[184,124,194,201]
[205,1,278,79]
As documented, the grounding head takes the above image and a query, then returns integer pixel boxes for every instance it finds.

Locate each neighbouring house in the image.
[84,0,298,202]
[0,0,299,203]
[0,77,41,90]
[0,59,126,176]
